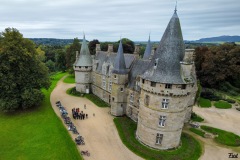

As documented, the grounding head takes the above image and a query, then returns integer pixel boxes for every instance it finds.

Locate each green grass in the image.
[201,125,240,146]
[189,128,205,137]
[198,98,212,108]
[66,87,110,108]
[85,94,110,107]
[0,72,82,160]
[191,112,204,122]
[214,101,232,109]
[66,87,84,97]
[114,117,202,160]
[63,74,75,84]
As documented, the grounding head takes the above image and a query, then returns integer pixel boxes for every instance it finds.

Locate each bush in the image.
[201,91,222,101]
[225,99,236,104]
[191,112,204,122]
[189,128,205,137]
[198,98,211,108]
[201,125,240,146]
[214,101,232,109]
[84,94,110,107]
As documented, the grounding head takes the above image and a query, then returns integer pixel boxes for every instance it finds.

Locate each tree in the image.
[65,38,81,70]
[55,49,66,72]
[88,39,100,55]
[117,38,135,53]
[0,28,50,112]
[195,43,240,88]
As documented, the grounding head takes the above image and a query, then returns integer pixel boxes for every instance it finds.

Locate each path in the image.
[50,77,143,160]
[193,106,240,160]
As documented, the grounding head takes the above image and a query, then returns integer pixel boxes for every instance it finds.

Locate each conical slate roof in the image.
[112,40,128,74]
[75,34,92,67]
[143,35,152,60]
[141,10,185,84]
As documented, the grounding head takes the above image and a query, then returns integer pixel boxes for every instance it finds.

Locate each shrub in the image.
[224,99,236,104]
[214,101,232,109]
[198,98,211,108]
[191,112,204,122]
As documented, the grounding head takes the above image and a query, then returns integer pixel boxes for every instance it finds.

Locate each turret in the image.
[136,8,197,150]
[111,40,128,116]
[142,35,152,60]
[74,34,93,93]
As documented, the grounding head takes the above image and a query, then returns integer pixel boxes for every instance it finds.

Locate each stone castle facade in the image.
[74,10,197,150]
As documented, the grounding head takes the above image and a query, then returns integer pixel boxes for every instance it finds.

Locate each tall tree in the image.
[65,38,81,70]
[195,43,240,88]
[88,39,100,55]
[0,28,50,112]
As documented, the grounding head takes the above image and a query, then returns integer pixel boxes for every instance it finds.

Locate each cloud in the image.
[0,0,239,41]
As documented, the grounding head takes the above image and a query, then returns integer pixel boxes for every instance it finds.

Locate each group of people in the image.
[72,107,88,120]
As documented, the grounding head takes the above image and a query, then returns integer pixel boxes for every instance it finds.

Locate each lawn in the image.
[66,87,110,108]
[114,117,202,160]
[214,101,232,109]
[63,74,75,84]
[85,94,110,108]
[201,125,240,146]
[189,128,205,137]
[198,98,212,108]
[0,72,82,160]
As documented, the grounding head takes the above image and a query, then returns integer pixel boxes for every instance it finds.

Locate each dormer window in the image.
[114,75,117,79]
[120,88,124,92]
[181,84,187,89]
[142,79,145,84]
[154,58,159,69]
[150,81,156,87]
[165,84,172,89]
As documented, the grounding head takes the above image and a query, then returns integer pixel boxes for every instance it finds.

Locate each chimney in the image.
[76,51,79,59]
[133,44,140,59]
[107,44,113,52]
[184,49,195,63]
[96,44,101,52]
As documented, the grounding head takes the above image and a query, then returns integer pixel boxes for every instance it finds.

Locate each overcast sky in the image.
[1,0,240,41]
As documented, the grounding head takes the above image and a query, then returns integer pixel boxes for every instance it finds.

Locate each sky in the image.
[1,0,240,41]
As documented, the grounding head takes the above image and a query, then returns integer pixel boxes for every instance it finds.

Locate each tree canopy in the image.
[195,43,240,88]
[0,28,50,112]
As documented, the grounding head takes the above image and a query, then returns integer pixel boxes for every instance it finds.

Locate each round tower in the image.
[111,40,128,116]
[136,9,197,150]
[74,34,92,93]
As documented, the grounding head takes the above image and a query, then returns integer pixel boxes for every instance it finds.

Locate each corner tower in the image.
[136,9,197,150]
[111,40,128,116]
[74,34,93,93]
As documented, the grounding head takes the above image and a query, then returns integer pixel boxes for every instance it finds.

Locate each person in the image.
[83,114,85,120]
[84,104,86,109]
[86,114,88,119]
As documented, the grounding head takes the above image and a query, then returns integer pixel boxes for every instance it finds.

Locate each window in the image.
[159,116,166,127]
[85,73,89,81]
[106,65,110,75]
[165,84,172,89]
[144,95,150,106]
[120,88,124,92]
[162,99,169,109]
[181,84,187,89]
[129,107,133,115]
[156,133,163,144]
[102,76,106,89]
[112,97,115,101]
[142,79,145,84]
[109,81,112,91]
[114,75,117,79]
[130,93,134,103]
[151,81,156,87]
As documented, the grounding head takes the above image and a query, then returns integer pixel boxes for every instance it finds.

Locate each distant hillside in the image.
[29,38,82,46]
[194,36,240,43]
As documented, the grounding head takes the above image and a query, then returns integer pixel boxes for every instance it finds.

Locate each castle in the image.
[74,9,197,150]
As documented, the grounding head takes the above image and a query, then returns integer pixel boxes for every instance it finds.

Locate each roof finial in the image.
[174,1,177,13]
[83,31,85,39]
[148,31,151,41]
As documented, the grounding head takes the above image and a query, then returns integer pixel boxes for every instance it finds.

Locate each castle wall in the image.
[126,89,140,122]
[136,80,196,150]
